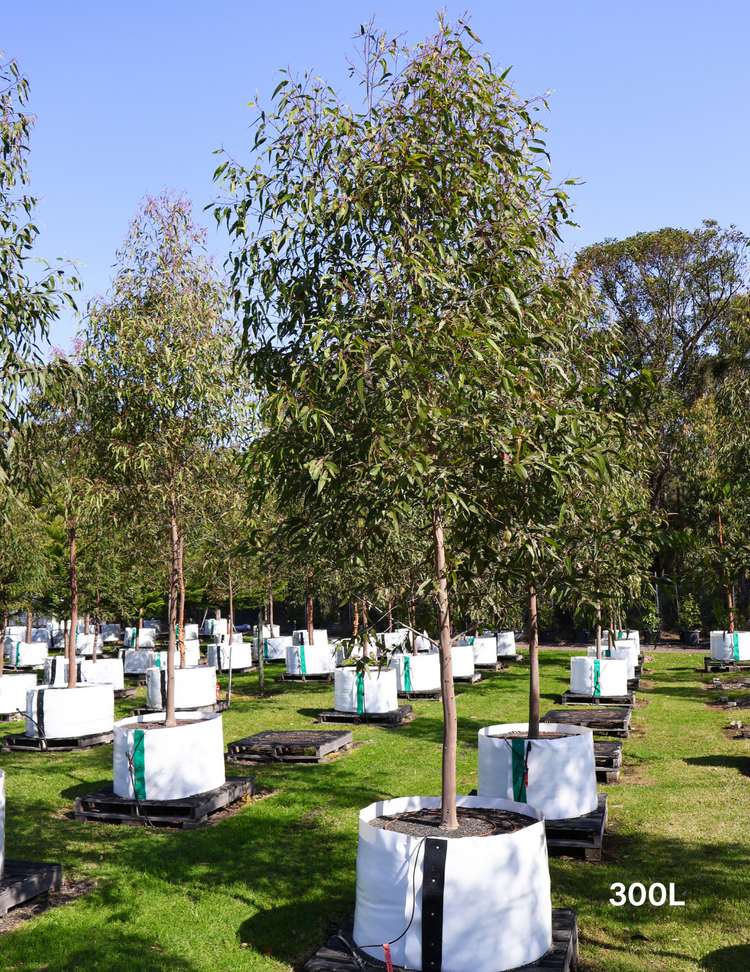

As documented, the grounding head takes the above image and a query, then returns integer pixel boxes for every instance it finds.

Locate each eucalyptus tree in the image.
[0,54,80,486]
[216,18,625,828]
[83,191,245,725]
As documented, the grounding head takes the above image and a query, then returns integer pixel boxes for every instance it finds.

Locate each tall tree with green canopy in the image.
[83,190,244,725]
[0,52,80,486]
[216,17,627,828]
[577,222,750,510]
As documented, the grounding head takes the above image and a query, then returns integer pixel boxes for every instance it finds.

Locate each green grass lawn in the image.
[1,650,749,971]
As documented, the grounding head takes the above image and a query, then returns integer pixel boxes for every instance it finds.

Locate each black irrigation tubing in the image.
[355,836,428,952]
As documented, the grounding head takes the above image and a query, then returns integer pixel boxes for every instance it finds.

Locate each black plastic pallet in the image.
[0,862,63,915]
[594,740,622,768]
[114,686,137,700]
[543,707,631,738]
[704,657,750,673]
[546,794,608,862]
[454,672,483,684]
[397,690,442,700]
[317,705,414,726]
[215,666,257,675]
[227,729,353,764]
[0,710,23,723]
[627,678,640,692]
[74,775,254,829]
[128,699,229,717]
[304,911,578,972]
[277,671,334,683]
[561,691,635,708]
[475,660,509,671]
[1,730,114,752]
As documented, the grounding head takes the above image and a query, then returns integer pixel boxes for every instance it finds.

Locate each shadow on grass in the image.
[683,755,750,777]
[701,944,750,970]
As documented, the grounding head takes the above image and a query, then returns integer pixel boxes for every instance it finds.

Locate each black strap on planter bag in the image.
[160,669,167,709]
[421,838,447,972]
[36,686,46,739]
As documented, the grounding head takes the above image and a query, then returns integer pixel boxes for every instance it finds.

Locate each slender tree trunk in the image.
[84,614,89,636]
[595,602,602,660]
[166,504,179,726]
[26,605,33,643]
[361,600,368,633]
[268,567,273,633]
[352,600,359,637]
[258,607,265,697]
[178,532,186,669]
[135,606,143,650]
[432,508,457,831]
[528,584,539,739]
[92,590,100,663]
[68,518,78,688]
[409,594,416,652]
[306,592,314,646]
[388,599,393,633]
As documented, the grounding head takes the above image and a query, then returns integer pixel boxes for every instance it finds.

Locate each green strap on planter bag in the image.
[403,656,412,692]
[593,659,602,697]
[733,633,740,662]
[15,642,20,665]
[263,638,269,660]
[299,645,307,675]
[510,738,528,803]
[132,729,147,800]
[356,671,365,714]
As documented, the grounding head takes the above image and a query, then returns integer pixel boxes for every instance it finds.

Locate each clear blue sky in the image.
[5,1,749,351]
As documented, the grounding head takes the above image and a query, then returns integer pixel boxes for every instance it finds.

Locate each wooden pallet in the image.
[0,710,23,723]
[627,678,640,692]
[561,691,635,708]
[546,794,608,862]
[74,776,254,829]
[454,671,483,684]
[114,686,137,700]
[317,705,413,726]
[227,729,353,764]
[496,653,524,663]
[128,699,229,717]
[705,657,750,673]
[277,671,334,683]
[1,730,114,753]
[543,707,631,738]
[216,666,257,675]
[475,660,508,672]
[304,911,578,972]
[594,739,623,782]
[0,862,63,915]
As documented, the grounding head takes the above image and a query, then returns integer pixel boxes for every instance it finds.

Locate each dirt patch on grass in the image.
[619,757,653,785]
[0,878,96,935]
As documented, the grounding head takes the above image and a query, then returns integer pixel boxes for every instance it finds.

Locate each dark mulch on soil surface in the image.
[370,807,536,839]
[487,731,571,739]
[131,718,205,729]
[0,879,96,934]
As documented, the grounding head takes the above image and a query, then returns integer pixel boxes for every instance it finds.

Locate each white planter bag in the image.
[334,667,398,713]
[121,649,157,674]
[0,673,37,716]
[124,628,156,649]
[286,644,335,675]
[184,623,200,642]
[0,768,4,879]
[458,635,496,666]
[176,642,201,667]
[379,630,410,651]
[478,723,598,820]
[113,711,225,801]
[6,626,26,640]
[496,631,516,656]
[586,646,635,679]
[353,795,551,972]
[100,624,122,643]
[389,652,441,692]
[415,631,433,652]
[254,635,293,661]
[30,629,51,644]
[334,640,378,667]
[207,641,254,670]
[4,642,48,667]
[75,634,104,657]
[570,656,628,696]
[710,631,750,661]
[603,630,641,650]
[145,665,217,710]
[293,629,329,647]
[45,658,125,691]
[203,618,228,637]
[254,624,280,640]
[25,683,115,739]
[450,643,475,678]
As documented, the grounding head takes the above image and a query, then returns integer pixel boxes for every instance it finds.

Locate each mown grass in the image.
[1,649,749,971]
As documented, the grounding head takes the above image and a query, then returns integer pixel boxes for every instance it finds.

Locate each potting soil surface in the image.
[370,807,536,838]
[130,718,205,729]
[487,731,571,739]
